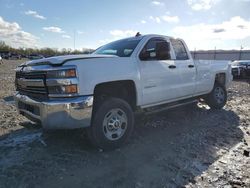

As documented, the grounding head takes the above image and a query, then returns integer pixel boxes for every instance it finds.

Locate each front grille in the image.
[15,71,48,99]
[16,71,45,79]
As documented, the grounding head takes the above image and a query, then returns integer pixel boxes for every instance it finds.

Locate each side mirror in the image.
[139,51,150,61]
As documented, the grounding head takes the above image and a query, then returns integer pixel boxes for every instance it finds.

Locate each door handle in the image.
[168,65,176,69]
[188,64,194,68]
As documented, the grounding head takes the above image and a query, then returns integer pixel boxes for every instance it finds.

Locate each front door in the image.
[138,38,181,107]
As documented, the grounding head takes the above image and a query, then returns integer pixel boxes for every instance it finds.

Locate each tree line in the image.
[0,41,94,57]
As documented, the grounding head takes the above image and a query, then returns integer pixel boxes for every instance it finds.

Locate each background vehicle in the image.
[231,60,250,78]
[14,34,232,149]
[28,54,44,60]
[1,52,11,59]
[9,53,21,60]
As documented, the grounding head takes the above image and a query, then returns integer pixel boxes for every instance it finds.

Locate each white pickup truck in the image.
[14,34,232,149]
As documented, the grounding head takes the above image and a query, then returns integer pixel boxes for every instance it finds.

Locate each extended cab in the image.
[14,34,232,149]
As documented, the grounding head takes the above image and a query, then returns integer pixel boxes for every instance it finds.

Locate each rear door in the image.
[138,37,181,106]
[170,39,196,98]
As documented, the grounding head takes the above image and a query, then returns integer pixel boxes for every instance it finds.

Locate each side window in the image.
[170,39,189,60]
[140,38,171,61]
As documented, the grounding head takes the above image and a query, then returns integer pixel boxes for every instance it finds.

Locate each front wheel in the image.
[87,97,134,150]
[204,83,227,109]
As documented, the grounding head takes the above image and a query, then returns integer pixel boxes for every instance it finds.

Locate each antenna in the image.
[135,32,141,37]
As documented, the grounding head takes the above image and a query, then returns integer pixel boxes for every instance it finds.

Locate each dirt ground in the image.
[0,59,249,188]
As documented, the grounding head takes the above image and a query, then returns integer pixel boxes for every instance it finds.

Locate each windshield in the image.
[94,38,142,57]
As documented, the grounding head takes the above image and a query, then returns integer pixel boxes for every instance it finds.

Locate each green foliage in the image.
[0,41,94,57]
[0,41,11,52]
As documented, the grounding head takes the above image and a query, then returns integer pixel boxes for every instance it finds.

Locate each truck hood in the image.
[231,65,240,68]
[231,65,244,69]
[20,54,117,67]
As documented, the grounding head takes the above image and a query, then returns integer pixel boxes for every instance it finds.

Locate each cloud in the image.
[161,16,179,23]
[141,20,147,24]
[173,16,250,40]
[187,0,220,10]
[110,30,137,38]
[24,10,46,20]
[150,15,179,24]
[213,28,225,33]
[151,1,165,6]
[62,34,71,39]
[149,16,161,23]
[237,25,246,29]
[43,26,65,33]
[77,30,84,34]
[0,16,38,48]
[98,29,137,46]
[172,16,250,49]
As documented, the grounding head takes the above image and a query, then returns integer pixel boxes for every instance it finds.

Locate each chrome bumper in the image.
[14,93,93,129]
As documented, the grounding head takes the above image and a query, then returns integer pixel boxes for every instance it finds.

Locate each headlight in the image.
[46,69,76,79]
[48,85,78,95]
[46,68,78,96]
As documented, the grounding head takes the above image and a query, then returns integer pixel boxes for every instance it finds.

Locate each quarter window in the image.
[170,39,189,60]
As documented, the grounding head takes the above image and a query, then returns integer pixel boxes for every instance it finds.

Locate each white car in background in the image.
[231,60,250,78]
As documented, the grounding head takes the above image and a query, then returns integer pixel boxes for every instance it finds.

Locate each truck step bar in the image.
[143,98,199,114]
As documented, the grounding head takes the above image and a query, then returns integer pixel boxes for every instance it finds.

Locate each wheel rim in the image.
[102,108,128,141]
[214,87,225,104]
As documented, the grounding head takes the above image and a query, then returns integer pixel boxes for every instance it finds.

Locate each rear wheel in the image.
[87,97,134,150]
[205,82,227,109]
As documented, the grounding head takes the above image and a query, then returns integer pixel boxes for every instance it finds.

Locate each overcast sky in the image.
[0,0,250,50]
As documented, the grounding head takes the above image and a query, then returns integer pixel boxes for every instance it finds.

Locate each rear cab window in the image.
[170,39,189,60]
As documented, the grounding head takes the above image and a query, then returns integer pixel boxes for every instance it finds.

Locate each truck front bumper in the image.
[14,93,93,129]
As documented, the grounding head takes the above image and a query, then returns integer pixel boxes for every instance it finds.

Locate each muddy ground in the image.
[0,59,249,188]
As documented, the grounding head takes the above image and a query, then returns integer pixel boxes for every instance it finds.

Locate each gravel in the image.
[0,59,249,188]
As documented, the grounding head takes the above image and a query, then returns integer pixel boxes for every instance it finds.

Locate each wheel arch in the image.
[214,72,226,86]
[93,80,138,111]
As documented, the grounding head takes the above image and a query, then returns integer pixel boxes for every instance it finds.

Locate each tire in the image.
[87,97,134,150]
[205,82,227,109]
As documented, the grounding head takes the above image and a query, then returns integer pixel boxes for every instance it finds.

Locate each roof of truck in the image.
[111,34,175,44]
[128,34,174,40]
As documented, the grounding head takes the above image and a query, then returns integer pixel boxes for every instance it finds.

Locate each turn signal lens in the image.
[64,85,77,93]
[65,69,76,78]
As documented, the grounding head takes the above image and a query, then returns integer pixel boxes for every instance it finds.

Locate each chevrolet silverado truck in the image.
[14,34,232,149]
